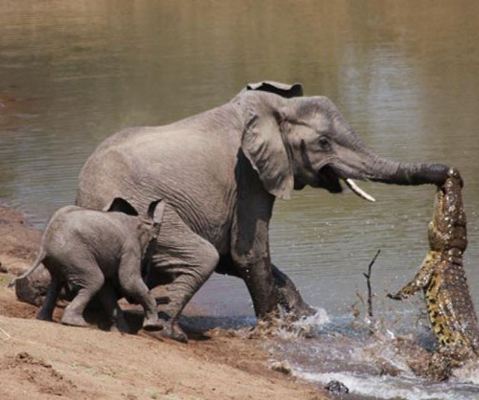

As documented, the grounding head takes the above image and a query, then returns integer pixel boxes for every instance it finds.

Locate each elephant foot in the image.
[36,312,54,322]
[272,265,315,318]
[162,322,188,343]
[111,313,133,333]
[61,312,89,327]
[146,319,187,343]
[142,318,164,332]
[273,296,316,321]
[288,302,316,319]
[161,321,188,343]
[110,322,132,334]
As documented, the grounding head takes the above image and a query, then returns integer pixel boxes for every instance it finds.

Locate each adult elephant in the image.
[76,81,449,341]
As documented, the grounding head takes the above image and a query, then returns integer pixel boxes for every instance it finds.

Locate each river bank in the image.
[0,203,329,400]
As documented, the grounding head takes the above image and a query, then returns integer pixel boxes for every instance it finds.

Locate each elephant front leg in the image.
[231,202,283,318]
[117,249,162,331]
[230,173,313,319]
[235,255,277,319]
[232,258,311,319]
[216,255,314,318]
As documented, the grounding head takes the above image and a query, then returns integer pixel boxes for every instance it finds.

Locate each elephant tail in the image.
[8,248,46,288]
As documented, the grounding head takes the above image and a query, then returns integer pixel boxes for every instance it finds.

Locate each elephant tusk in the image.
[344,178,376,202]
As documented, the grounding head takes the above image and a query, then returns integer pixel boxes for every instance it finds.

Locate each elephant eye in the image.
[318,135,331,151]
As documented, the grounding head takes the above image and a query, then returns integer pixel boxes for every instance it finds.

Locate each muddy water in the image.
[1,1,479,398]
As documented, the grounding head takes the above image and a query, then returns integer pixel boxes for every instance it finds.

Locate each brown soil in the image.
[0,203,41,275]
[0,204,328,400]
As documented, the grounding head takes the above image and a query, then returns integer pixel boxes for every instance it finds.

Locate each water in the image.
[266,311,479,400]
[1,1,479,398]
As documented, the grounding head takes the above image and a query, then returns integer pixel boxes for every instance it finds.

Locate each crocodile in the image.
[388,168,479,378]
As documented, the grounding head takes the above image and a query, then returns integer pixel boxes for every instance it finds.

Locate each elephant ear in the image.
[104,197,139,216]
[147,199,166,225]
[246,81,303,98]
[241,107,294,200]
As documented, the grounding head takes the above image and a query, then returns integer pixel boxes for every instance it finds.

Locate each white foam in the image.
[273,308,330,339]
[274,308,331,339]
[294,308,330,327]
[451,359,479,385]
[295,371,479,400]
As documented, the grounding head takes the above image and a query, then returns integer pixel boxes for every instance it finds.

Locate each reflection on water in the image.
[1,1,479,397]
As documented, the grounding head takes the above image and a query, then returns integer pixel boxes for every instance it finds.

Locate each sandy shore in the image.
[0,204,328,400]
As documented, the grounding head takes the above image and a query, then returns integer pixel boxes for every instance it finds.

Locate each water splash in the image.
[266,315,479,400]
[276,308,331,339]
[295,371,479,400]
[451,360,479,385]
[250,308,331,340]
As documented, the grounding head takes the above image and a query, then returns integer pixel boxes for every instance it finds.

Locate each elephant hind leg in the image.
[61,263,105,327]
[96,282,130,333]
[271,265,315,316]
[150,206,219,342]
[36,274,63,321]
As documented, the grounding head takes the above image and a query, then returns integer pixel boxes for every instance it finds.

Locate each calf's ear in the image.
[246,81,303,98]
[147,199,166,224]
[104,197,139,216]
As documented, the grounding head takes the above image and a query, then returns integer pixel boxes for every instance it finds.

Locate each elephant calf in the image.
[10,197,165,331]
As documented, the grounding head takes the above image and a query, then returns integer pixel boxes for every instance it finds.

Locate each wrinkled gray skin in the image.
[12,198,165,331]
[76,82,449,342]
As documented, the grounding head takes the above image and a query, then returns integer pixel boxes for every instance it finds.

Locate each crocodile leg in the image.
[388,251,440,300]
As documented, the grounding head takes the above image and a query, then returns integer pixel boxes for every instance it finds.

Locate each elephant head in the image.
[104,197,165,247]
[240,82,449,200]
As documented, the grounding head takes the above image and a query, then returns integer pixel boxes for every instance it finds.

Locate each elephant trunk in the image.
[365,154,450,186]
